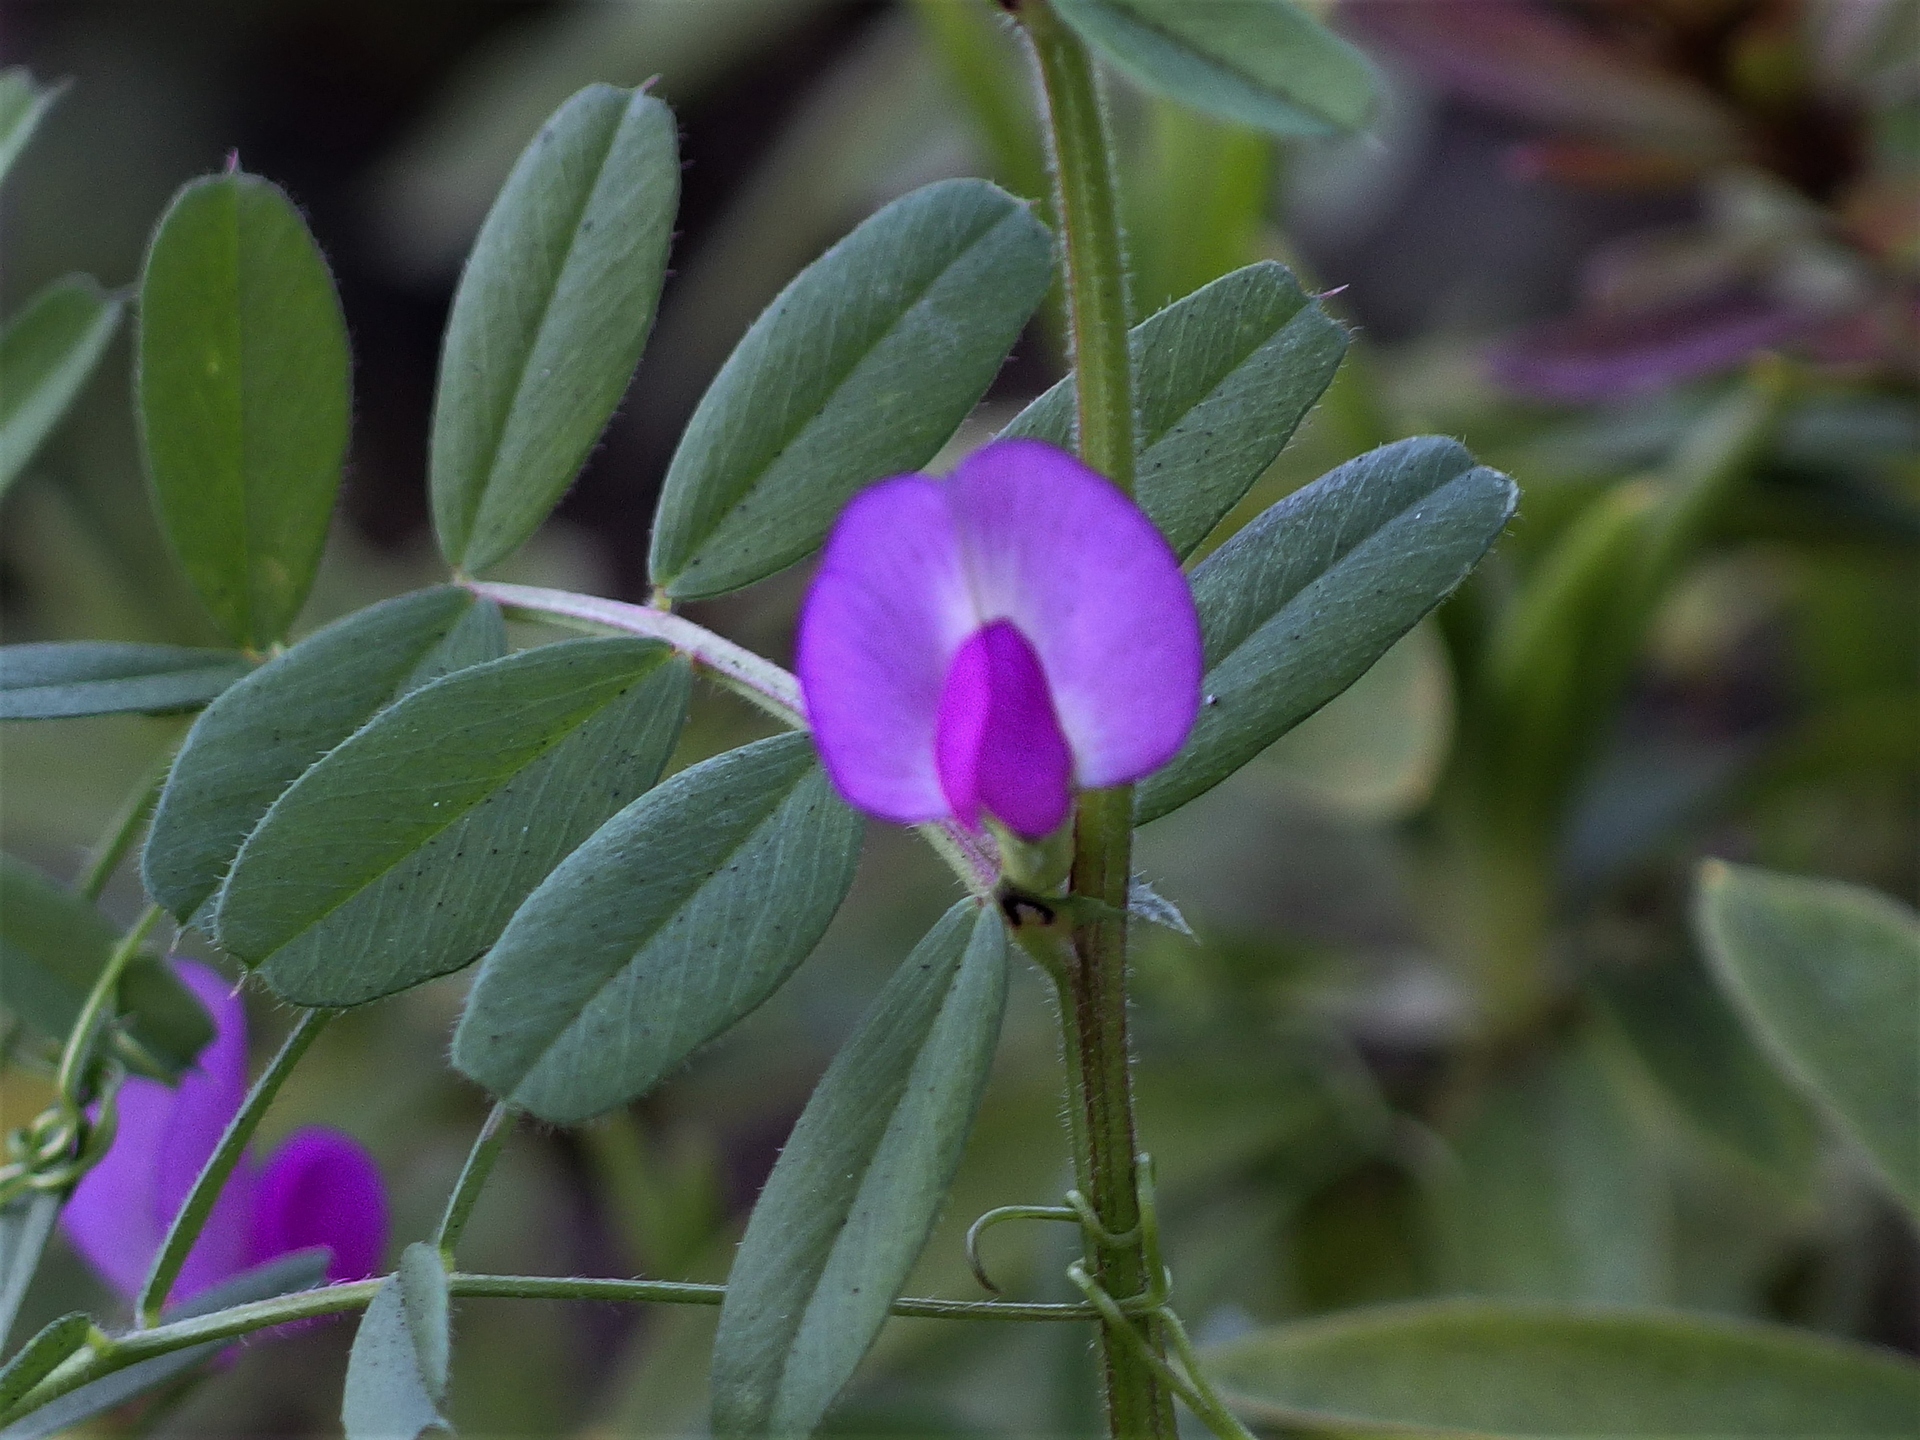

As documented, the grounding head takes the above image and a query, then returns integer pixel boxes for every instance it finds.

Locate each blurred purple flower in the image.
[63,961,387,1308]
[1487,289,1821,401]
[796,439,1201,841]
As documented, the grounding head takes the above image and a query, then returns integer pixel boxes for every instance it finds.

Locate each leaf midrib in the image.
[464,97,635,562]
[220,661,657,954]
[1203,463,1483,671]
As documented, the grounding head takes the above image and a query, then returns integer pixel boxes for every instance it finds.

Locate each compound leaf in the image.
[1203,1300,1920,1436]
[216,638,690,1007]
[342,1243,452,1440]
[0,854,212,1082]
[1003,260,1345,558]
[0,276,121,498]
[1051,0,1377,139]
[0,643,249,721]
[144,587,505,927]
[1695,861,1920,1214]
[0,69,64,188]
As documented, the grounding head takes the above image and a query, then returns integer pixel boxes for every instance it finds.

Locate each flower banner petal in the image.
[796,476,975,824]
[948,440,1201,789]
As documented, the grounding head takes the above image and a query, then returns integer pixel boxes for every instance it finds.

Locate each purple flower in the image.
[63,961,387,1308]
[796,439,1202,841]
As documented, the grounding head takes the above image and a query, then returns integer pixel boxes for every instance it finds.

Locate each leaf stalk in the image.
[136,1007,334,1326]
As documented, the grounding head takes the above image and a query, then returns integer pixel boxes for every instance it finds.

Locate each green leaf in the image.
[454,732,863,1124]
[0,1250,329,1437]
[1051,0,1377,139]
[0,643,250,720]
[650,178,1052,600]
[0,1197,60,1354]
[1428,1028,1669,1306]
[1597,956,1821,1187]
[0,855,213,1082]
[136,169,352,649]
[0,69,64,188]
[0,277,122,498]
[0,1316,91,1418]
[1202,1300,1920,1436]
[342,1243,453,1440]
[712,903,1008,1436]
[143,587,505,927]
[431,84,678,576]
[1139,436,1516,823]
[216,637,689,1007]
[1695,860,1920,1213]
[1002,260,1345,559]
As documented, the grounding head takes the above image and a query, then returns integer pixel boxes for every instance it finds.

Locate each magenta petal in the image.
[249,1129,388,1283]
[62,1081,169,1301]
[63,960,256,1304]
[937,621,1073,839]
[948,440,1202,789]
[796,475,976,824]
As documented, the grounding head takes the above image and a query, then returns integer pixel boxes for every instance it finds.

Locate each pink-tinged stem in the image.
[467,580,1000,895]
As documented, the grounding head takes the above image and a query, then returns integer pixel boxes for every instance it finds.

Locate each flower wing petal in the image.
[250,1128,388,1282]
[61,1082,170,1301]
[63,959,255,1303]
[796,474,977,824]
[949,440,1202,788]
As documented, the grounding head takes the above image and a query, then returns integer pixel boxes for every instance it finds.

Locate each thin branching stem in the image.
[79,753,172,904]
[3,1270,1110,1424]
[136,1008,335,1327]
[435,1103,513,1263]
[469,578,1000,895]
[55,905,164,1102]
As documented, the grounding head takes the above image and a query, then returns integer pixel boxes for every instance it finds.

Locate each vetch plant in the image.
[1,5,1916,1438]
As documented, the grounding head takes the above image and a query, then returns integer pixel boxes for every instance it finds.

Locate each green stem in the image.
[1022,4,1174,1434]
[55,905,163,1102]
[5,1271,1115,1424]
[1026,0,1134,490]
[436,1103,512,1263]
[137,1007,334,1326]
[79,753,172,904]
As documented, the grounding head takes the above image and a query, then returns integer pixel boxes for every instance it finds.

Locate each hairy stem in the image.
[1022,3,1175,1434]
[137,1008,335,1326]
[79,753,172,904]
[436,1103,512,1263]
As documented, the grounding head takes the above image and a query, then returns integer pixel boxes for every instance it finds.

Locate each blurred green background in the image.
[1,1,1914,1434]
